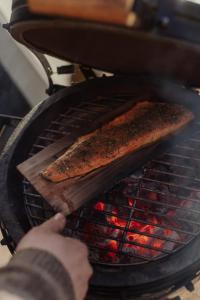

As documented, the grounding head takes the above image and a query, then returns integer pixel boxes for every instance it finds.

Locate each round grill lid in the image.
[9,0,200,86]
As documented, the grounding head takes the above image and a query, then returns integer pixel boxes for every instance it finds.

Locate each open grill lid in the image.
[9,0,200,87]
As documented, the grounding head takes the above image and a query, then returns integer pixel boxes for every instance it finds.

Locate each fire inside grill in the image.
[22,96,200,265]
[67,162,199,264]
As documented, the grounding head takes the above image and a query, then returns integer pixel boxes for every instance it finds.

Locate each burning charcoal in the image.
[130,169,144,179]
[123,184,138,198]
[98,239,120,263]
[122,243,154,259]
[94,201,105,211]
[148,227,180,252]
[110,229,121,239]
[154,206,169,215]
[163,232,180,252]
[158,192,185,212]
[122,178,140,198]
[124,218,180,258]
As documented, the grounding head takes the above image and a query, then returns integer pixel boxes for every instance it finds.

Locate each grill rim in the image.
[1,76,200,295]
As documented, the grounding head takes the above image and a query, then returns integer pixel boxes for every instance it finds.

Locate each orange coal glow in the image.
[94,201,105,211]
[91,197,178,262]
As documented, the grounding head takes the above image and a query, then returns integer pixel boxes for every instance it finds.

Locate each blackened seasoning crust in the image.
[42,101,194,182]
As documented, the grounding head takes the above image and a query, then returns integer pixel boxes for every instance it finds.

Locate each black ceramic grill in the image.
[22,94,200,265]
[2,77,200,299]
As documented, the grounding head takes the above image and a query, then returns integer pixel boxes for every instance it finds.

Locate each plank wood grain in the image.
[18,141,159,215]
[28,0,138,27]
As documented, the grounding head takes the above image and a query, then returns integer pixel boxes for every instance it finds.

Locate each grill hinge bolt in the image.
[2,23,10,31]
[185,281,195,292]
[0,238,7,246]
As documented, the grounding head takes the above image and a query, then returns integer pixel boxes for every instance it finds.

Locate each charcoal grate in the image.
[22,96,200,265]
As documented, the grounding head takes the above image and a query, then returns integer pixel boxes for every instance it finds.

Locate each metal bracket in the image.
[30,50,73,95]
[57,64,75,75]
[80,66,97,81]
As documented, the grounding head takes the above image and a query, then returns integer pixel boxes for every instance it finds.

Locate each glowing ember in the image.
[94,202,105,211]
[93,198,176,260]
[72,171,195,264]
[81,188,184,263]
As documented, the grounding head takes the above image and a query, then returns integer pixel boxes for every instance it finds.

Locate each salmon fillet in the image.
[42,101,194,182]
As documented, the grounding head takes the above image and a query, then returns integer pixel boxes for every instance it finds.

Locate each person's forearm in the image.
[0,249,75,300]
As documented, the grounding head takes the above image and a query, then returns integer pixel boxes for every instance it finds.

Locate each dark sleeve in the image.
[0,249,75,300]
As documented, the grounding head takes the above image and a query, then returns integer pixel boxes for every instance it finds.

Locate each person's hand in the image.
[17,213,93,300]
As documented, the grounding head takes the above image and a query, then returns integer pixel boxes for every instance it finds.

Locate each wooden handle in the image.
[28,0,138,27]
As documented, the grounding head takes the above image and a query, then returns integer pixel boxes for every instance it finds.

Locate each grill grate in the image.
[22,96,200,265]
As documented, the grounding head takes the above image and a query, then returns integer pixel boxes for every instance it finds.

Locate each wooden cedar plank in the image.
[28,0,137,27]
[18,142,159,215]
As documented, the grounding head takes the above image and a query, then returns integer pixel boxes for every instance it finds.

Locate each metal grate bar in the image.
[90,207,196,235]
[189,138,200,143]
[38,136,56,142]
[175,145,195,151]
[75,228,171,256]
[79,106,107,113]
[118,196,137,253]
[96,96,127,103]
[32,144,46,150]
[25,202,52,212]
[28,213,45,222]
[24,192,42,199]
[134,194,200,215]
[143,177,200,194]
[59,114,91,122]
[165,152,200,163]
[72,216,186,246]
[141,187,200,205]
[75,227,172,254]
[70,107,101,114]
[132,216,197,236]
[23,179,31,185]
[83,101,113,108]
[88,244,153,262]
[132,206,200,227]
[112,203,200,227]
[44,129,65,134]
[51,121,68,126]
[147,168,200,183]
[152,159,194,171]
[52,118,84,126]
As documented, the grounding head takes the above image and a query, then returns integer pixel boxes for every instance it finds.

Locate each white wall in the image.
[0,0,12,21]
[0,1,71,107]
